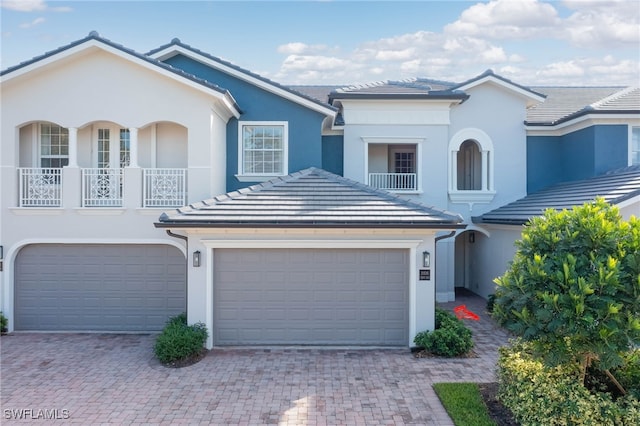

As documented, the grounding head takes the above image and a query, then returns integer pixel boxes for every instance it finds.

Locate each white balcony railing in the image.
[369,173,417,191]
[82,168,124,207]
[143,168,187,208]
[18,168,62,207]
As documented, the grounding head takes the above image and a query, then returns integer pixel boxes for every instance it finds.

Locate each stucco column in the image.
[481,150,488,191]
[450,151,458,191]
[67,127,78,168]
[128,127,139,168]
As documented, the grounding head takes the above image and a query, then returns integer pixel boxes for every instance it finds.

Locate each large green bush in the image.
[414,308,473,357]
[154,313,208,365]
[492,199,640,378]
[498,341,640,425]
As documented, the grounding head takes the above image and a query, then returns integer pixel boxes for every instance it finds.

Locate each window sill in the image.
[448,190,496,204]
[235,174,285,183]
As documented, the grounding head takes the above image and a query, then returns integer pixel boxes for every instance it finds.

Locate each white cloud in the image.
[375,48,415,61]
[277,42,329,55]
[562,0,640,48]
[1,0,46,12]
[19,17,45,29]
[1,0,71,12]
[445,0,560,39]
[270,0,638,85]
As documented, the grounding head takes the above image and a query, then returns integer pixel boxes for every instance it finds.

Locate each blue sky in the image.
[1,0,639,86]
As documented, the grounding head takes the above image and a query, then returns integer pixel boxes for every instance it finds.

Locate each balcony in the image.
[369,173,417,192]
[18,168,187,208]
[19,168,63,207]
[143,168,187,208]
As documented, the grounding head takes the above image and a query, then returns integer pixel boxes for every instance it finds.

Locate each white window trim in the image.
[448,128,496,204]
[236,121,288,182]
[361,137,424,194]
[630,125,640,166]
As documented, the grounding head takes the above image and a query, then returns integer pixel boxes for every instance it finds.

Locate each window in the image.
[238,122,288,178]
[632,127,640,166]
[457,140,481,190]
[120,129,130,168]
[448,128,495,204]
[40,123,69,168]
[97,128,110,168]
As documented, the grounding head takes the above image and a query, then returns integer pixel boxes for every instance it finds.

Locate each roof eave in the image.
[155,221,467,229]
[525,109,640,127]
[328,92,469,103]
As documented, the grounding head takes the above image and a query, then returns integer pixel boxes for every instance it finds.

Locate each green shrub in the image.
[485,294,496,314]
[154,313,208,365]
[492,199,640,376]
[498,340,640,425]
[0,311,7,332]
[414,308,474,357]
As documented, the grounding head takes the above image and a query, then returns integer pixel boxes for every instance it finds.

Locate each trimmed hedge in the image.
[154,313,208,365]
[414,308,473,357]
[497,340,640,425]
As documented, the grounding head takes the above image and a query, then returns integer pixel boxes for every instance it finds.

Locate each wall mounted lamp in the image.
[422,250,430,268]
[0,245,3,260]
[193,250,201,268]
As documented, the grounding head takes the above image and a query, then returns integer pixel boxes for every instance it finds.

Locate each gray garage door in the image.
[15,244,186,331]
[214,248,409,346]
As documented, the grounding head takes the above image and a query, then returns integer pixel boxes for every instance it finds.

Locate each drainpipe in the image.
[165,230,188,314]
[434,230,457,305]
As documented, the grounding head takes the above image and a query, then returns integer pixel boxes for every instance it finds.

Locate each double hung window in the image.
[239,122,288,179]
[40,123,69,168]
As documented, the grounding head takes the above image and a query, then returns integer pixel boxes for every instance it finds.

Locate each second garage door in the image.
[214,248,409,346]
[15,244,186,331]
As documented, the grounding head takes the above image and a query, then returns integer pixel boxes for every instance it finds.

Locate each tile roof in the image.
[452,69,546,100]
[327,78,468,102]
[156,168,464,228]
[526,86,640,125]
[475,166,640,225]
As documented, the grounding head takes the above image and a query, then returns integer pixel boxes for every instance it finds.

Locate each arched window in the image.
[457,140,481,190]
[448,128,495,205]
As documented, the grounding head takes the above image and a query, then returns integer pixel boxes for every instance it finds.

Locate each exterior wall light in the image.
[193,250,201,267]
[422,251,430,268]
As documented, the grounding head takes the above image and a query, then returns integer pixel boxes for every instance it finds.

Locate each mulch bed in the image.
[478,382,519,426]
[161,348,209,368]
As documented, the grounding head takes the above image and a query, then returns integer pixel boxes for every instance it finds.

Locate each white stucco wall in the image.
[0,45,236,325]
[180,228,440,349]
[448,83,529,221]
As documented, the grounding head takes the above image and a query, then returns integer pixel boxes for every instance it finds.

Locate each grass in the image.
[433,382,496,426]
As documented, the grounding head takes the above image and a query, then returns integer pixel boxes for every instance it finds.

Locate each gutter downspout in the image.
[166,229,189,314]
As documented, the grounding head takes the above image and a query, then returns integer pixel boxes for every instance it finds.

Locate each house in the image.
[1,32,638,348]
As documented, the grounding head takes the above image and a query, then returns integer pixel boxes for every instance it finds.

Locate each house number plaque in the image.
[419,269,431,280]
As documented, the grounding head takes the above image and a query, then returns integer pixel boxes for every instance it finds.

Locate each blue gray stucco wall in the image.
[527,125,629,193]
[162,54,328,191]
[322,135,344,176]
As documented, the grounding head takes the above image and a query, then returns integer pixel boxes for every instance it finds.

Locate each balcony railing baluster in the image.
[368,173,417,191]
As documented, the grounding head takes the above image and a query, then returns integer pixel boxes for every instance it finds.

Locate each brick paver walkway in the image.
[0,292,510,425]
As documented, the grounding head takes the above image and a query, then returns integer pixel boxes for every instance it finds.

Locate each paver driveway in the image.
[1,293,510,425]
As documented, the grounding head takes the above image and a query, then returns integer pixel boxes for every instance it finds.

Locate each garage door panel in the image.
[214,247,408,346]
[15,244,186,331]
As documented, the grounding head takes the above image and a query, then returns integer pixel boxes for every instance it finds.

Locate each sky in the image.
[1,0,639,87]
